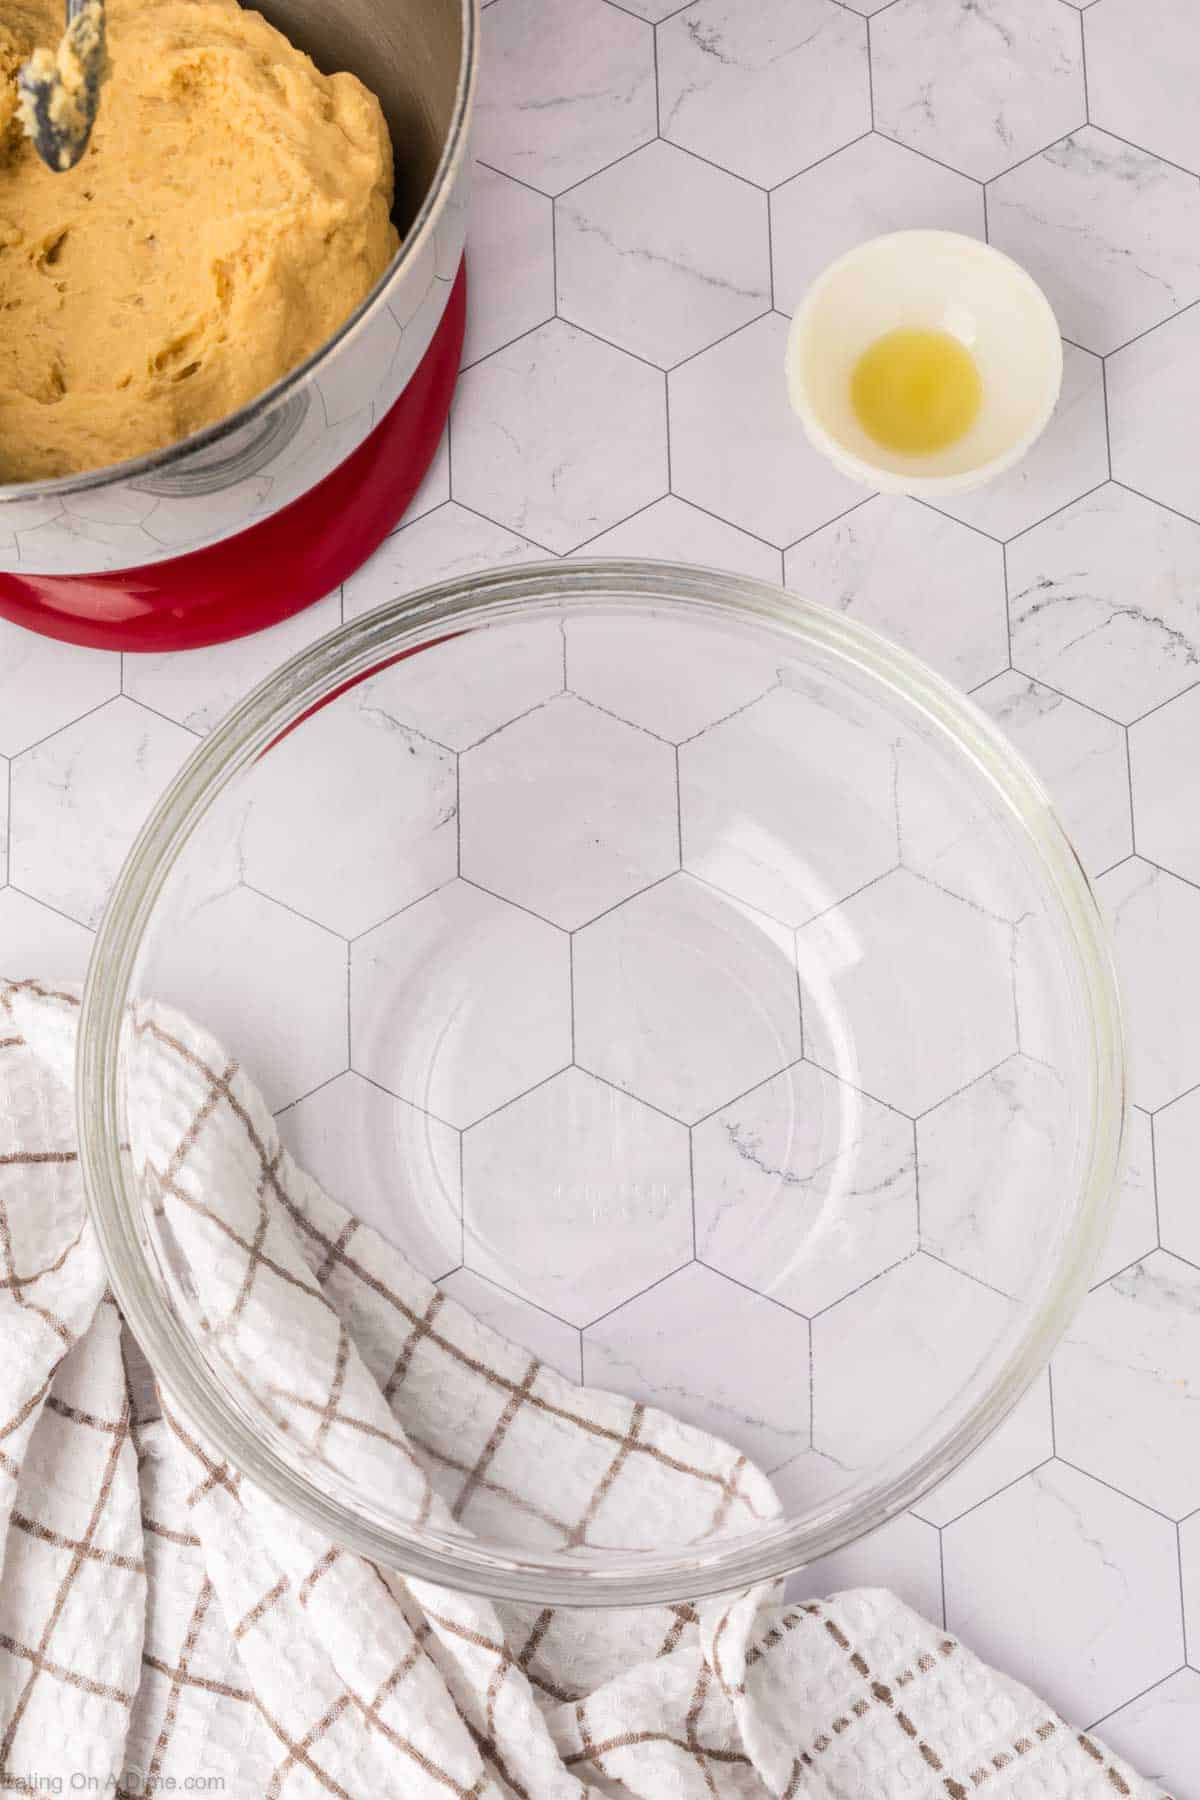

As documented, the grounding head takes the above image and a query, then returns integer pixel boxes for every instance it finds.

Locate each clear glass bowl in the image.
[78,561,1124,1605]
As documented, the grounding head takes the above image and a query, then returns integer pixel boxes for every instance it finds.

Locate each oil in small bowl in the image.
[849,327,982,456]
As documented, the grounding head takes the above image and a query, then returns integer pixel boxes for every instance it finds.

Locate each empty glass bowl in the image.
[78,561,1123,1605]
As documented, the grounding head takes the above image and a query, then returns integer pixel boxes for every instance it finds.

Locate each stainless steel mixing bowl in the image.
[0,0,476,576]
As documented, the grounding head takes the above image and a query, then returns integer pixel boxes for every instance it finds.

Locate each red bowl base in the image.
[0,262,466,652]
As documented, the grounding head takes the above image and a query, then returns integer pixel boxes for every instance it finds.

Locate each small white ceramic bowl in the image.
[785,229,1063,498]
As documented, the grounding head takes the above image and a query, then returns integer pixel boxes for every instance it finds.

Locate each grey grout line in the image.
[1054,1454,1182,1527]
[1078,5,1091,123]
[935,1526,947,1629]
[1100,354,1113,480]
[239,879,352,942]
[345,942,352,1077]
[1107,292,1200,360]
[552,134,661,206]
[764,129,874,196]
[1002,477,1112,551]
[580,1258,693,1332]
[1124,676,1200,734]
[1088,1664,1191,1735]
[351,1067,459,1136]
[6,691,125,763]
[864,15,876,131]
[1000,538,1013,664]
[806,1249,921,1323]
[917,1454,1058,1534]
[665,307,775,376]
[692,1258,810,1321]
[1149,1110,1165,1247]
[1087,123,1200,186]
[651,20,662,137]
[1110,477,1200,535]
[764,189,777,314]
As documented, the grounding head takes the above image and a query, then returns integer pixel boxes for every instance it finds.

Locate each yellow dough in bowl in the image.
[0,0,399,481]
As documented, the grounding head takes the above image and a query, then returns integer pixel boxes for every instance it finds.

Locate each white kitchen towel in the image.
[0,976,1164,1799]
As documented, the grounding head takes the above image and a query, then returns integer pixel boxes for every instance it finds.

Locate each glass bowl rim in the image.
[77,558,1126,1607]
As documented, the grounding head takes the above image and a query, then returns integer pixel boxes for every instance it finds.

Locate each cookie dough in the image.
[0,0,399,481]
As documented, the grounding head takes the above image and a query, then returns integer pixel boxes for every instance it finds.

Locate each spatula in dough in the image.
[17,0,106,173]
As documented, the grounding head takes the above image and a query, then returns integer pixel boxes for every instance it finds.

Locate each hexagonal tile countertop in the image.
[5,0,1200,1780]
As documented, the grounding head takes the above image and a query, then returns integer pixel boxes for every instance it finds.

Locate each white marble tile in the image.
[238,693,457,939]
[582,1262,810,1469]
[346,618,564,752]
[277,1071,460,1280]
[693,1061,917,1316]
[811,1253,1011,1468]
[913,1371,1053,1527]
[972,671,1132,877]
[1096,858,1200,1112]
[1130,683,1200,886]
[1154,1086,1200,1269]
[679,686,898,927]
[784,497,1008,691]
[351,879,571,1128]
[460,693,677,928]
[942,1461,1183,1726]
[462,1067,691,1326]
[872,0,1084,183]
[451,320,668,553]
[0,756,7,887]
[123,595,340,737]
[0,623,118,757]
[799,869,1017,1117]
[343,505,545,622]
[918,1055,1070,1297]
[154,885,347,1112]
[564,604,782,744]
[567,496,781,586]
[776,1451,944,1619]
[475,0,656,195]
[894,735,1039,925]
[1109,305,1200,528]
[556,140,769,369]
[657,0,868,191]
[0,888,93,980]
[1095,1669,1200,1797]
[1007,485,1200,724]
[573,872,802,1124]
[1183,1511,1199,1667]
[2,0,1198,1735]
[1085,0,1200,178]
[8,699,194,930]
[462,163,555,368]
[1052,1251,1200,1519]
[932,342,1108,542]
[771,134,983,319]
[988,128,1200,355]
[793,1514,945,1625]
[1092,1107,1158,1289]
[438,1269,582,1382]
[670,314,866,549]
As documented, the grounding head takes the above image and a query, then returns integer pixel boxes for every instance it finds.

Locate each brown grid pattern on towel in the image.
[128,1000,768,1562]
[0,981,1171,1800]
